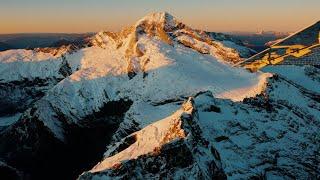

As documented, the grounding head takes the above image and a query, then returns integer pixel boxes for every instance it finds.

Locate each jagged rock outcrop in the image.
[79,98,226,179]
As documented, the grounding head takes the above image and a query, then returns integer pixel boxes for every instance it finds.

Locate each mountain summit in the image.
[91,12,254,68]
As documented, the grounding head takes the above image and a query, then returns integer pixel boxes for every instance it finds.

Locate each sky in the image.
[0,0,319,34]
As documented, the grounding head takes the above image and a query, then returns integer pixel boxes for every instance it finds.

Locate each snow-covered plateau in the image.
[0,12,319,180]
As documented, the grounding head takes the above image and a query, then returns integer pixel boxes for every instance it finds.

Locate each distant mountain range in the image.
[0,42,14,51]
[228,31,291,52]
[0,31,290,54]
[0,33,93,51]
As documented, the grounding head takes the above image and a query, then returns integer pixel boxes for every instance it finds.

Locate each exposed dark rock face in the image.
[80,141,197,180]
[0,161,22,180]
[0,78,59,116]
[59,56,73,77]
[0,99,132,180]
[150,97,186,106]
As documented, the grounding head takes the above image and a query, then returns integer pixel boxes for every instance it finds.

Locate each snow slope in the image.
[263,65,320,93]
[82,75,320,179]
[196,79,320,179]
[0,45,80,122]
[0,46,74,82]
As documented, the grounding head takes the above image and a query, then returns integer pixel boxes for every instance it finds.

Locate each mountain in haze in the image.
[0,12,319,180]
[0,33,93,51]
[0,42,14,51]
[255,30,291,37]
[229,31,291,52]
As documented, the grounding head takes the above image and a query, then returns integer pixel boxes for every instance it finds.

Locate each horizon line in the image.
[0,30,294,35]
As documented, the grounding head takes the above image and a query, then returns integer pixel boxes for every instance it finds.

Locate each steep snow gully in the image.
[0,12,319,180]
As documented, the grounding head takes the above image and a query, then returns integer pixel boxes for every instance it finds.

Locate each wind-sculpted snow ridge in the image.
[79,98,227,179]
[81,75,320,179]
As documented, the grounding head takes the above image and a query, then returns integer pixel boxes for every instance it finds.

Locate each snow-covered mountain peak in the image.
[90,12,180,50]
[90,12,252,64]
[135,12,178,30]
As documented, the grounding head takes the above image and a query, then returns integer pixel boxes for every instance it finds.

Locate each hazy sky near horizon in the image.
[0,0,319,34]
